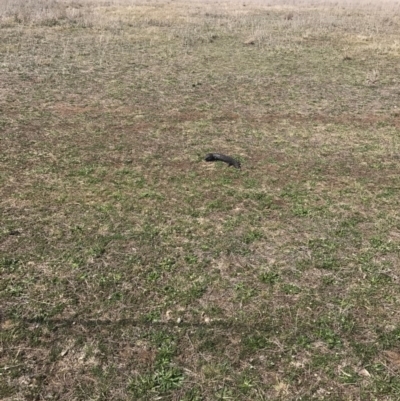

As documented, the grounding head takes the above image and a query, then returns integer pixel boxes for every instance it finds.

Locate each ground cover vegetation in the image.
[1,0,400,399]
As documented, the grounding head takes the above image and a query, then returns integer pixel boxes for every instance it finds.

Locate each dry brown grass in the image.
[2,0,400,400]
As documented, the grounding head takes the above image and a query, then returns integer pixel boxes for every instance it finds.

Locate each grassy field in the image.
[2,0,400,399]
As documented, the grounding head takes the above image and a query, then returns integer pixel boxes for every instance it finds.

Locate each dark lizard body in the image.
[205,153,241,169]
